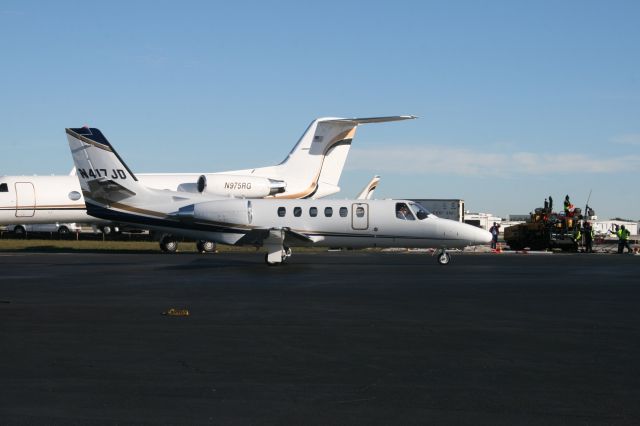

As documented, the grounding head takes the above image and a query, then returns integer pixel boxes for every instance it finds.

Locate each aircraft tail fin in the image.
[66,127,146,204]
[252,116,415,199]
[356,175,380,200]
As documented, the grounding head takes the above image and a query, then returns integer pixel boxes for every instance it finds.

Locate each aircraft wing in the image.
[236,227,314,246]
[283,228,316,244]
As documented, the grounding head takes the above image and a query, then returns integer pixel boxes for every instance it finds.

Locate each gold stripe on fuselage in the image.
[110,202,169,219]
[0,204,83,210]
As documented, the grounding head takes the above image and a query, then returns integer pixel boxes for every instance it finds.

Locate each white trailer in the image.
[464,212,503,231]
[592,220,638,237]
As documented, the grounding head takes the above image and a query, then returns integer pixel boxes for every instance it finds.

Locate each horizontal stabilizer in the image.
[321,115,417,125]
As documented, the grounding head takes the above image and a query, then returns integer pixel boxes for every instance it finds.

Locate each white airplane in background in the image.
[67,127,491,265]
[1,116,414,248]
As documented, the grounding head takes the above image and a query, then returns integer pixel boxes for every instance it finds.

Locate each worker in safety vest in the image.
[583,221,594,253]
[616,225,633,254]
[574,227,582,250]
[563,194,575,217]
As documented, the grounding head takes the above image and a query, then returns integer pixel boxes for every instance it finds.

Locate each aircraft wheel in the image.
[437,251,451,265]
[101,225,112,235]
[14,225,26,238]
[58,226,70,236]
[160,236,178,253]
[196,240,216,253]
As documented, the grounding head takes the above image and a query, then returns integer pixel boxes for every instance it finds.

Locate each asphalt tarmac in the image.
[1,251,639,425]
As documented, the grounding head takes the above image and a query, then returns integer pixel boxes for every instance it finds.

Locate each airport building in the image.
[464,212,503,230]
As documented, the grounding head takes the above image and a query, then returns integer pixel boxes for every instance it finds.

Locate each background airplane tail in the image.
[356,175,380,200]
[66,127,146,204]
[258,116,415,199]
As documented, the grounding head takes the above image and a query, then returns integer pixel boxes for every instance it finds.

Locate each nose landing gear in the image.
[436,249,451,265]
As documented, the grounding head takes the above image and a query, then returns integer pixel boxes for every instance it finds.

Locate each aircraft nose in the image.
[459,222,492,245]
[474,227,493,245]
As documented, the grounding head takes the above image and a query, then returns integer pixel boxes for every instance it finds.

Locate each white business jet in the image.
[67,128,491,265]
[1,115,414,246]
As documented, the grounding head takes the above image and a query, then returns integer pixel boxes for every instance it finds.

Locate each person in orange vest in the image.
[563,194,575,217]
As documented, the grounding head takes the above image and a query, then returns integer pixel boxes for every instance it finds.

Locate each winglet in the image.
[356,175,380,200]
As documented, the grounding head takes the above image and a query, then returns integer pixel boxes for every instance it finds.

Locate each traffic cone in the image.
[496,242,502,253]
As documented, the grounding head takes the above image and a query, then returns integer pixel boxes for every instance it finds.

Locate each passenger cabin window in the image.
[293,207,302,217]
[339,207,348,217]
[277,207,286,217]
[395,202,415,220]
[355,207,365,218]
[324,207,333,217]
[0,183,7,192]
[309,207,318,217]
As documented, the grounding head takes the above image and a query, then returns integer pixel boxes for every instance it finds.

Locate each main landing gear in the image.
[159,235,178,253]
[436,249,451,265]
[158,234,216,254]
[263,229,292,266]
[265,245,292,266]
[196,240,217,253]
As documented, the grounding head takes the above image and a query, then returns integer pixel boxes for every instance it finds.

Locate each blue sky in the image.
[1,1,638,219]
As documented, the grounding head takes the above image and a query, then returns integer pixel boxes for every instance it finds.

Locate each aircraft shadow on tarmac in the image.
[160,252,451,270]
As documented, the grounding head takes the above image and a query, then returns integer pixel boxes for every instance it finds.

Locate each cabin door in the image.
[351,203,369,230]
[15,182,35,217]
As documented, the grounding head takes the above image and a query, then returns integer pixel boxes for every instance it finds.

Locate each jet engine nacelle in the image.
[196,174,286,198]
[175,199,252,226]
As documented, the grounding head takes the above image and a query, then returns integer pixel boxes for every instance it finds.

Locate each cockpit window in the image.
[395,202,415,220]
[0,183,7,192]
[409,202,430,220]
